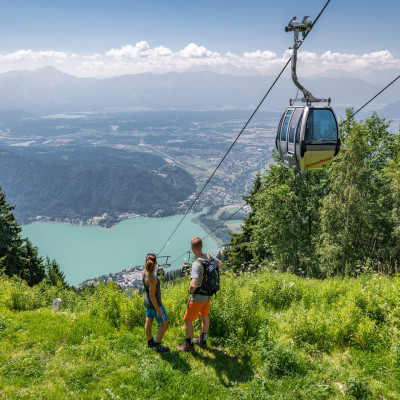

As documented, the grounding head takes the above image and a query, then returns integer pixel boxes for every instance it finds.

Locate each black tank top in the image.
[142,272,162,309]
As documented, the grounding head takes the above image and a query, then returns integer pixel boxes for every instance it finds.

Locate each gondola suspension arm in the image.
[285,16,330,105]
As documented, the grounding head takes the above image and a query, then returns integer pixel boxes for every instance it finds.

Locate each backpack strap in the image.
[195,254,211,284]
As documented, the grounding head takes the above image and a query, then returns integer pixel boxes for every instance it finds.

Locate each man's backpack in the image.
[194,254,220,296]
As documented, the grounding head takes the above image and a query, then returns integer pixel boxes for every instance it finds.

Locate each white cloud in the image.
[1,49,68,62]
[0,43,399,81]
[243,50,276,60]
[319,50,399,71]
[178,43,219,58]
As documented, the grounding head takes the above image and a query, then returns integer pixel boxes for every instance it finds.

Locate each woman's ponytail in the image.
[145,253,157,274]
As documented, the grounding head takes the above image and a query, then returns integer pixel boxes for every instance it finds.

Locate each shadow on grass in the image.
[160,351,191,372]
[192,345,254,387]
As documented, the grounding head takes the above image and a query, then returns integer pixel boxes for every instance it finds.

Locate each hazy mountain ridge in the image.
[0,66,398,116]
[0,145,196,223]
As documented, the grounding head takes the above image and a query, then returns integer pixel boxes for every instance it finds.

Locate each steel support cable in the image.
[157,60,290,256]
[202,204,247,241]
[157,0,332,256]
[170,203,248,264]
[339,74,400,125]
[169,73,400,265]
[204,72,400,256]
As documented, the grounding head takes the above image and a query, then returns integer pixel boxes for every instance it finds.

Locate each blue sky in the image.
[0,0,399,79]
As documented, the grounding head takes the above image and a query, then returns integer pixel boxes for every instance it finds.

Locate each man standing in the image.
[177,236,221,352]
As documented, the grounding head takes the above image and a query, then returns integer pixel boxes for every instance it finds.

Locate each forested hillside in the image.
[0,145,196,224]
[226,111,400,277]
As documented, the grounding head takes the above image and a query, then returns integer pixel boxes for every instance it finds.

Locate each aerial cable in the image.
[202,204,247,241]
[168,72,399,263]
[157,0,331,256]
[340,74,400,124]
[157,58,290,255]
[170,203,248,265]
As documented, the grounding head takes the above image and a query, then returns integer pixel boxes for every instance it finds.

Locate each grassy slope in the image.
[1,270,400,399]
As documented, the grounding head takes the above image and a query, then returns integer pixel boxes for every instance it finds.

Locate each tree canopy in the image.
[225,112,400,277]
[0,186,67,286]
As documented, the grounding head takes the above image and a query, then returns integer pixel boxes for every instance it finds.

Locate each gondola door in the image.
[279,108,293,167]
[286,107,303,168]
[299,107,339,171]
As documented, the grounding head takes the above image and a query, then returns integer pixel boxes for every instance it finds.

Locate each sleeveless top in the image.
[142,271,162,309]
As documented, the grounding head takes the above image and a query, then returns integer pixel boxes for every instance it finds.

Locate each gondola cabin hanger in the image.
[276,16,340,171]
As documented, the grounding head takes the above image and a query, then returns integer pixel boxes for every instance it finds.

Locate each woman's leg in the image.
[145,317,154,340]
[155,319,169,343]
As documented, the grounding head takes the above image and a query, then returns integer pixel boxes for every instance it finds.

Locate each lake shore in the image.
[22,212,220,286]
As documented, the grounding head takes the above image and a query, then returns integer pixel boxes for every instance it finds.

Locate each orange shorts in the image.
[184,299,211,322]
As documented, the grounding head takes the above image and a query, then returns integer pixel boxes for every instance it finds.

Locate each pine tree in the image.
[45,257,67,287]
[19,239,46,286]
[225,172,266,272]
[0,188,24,276]
[0,186,46,285]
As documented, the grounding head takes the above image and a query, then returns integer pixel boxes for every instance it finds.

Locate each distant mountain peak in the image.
[31,65,74,78]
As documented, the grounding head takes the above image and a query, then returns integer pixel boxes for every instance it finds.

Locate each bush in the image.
[263,340,308,378]
[346,376,371,399]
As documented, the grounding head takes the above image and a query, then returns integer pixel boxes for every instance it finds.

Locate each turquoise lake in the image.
[21,213,219,286]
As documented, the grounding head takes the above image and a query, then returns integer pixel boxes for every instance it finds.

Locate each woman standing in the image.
[142,253,170,353]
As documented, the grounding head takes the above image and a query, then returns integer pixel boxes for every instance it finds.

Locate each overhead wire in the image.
[157,0,332,256]
[168,73,400,267]
[170,203,247,265]
[340,74,400,124]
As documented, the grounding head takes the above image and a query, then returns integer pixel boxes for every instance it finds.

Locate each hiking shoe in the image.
[153,343,170,353]
[147,338,157,348]
[177,341,195,352]
[194,337,208,349]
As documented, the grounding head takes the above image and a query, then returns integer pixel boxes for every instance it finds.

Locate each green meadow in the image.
[1,269,400,399]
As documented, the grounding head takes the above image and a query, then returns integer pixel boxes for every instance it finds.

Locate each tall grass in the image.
[1,270,400,399]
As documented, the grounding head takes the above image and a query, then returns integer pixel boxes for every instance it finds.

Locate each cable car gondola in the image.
[276,16,340,171]
[156,255,170,278]
[180,251,191,276]
[156,265,165,278]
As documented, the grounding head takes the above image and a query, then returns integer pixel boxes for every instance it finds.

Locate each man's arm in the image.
[189,278,199,294]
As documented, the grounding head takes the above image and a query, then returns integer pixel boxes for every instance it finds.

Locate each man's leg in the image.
[194,300,210,348]
[184,319,194,339]
[201,315,209,334]
[177,301,198,351]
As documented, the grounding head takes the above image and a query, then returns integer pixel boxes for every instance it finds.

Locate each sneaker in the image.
[177,341,195,352]
[153,343,170,353]
[147,338,157,348]
[194,336,208,349]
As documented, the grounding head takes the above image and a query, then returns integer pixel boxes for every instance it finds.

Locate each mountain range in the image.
[0,66,398,119]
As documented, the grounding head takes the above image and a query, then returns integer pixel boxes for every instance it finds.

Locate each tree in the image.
[224,112,400,277]
[225,172,264,272]
[0,186,46,285]
[45,257,68,287]
[318,112,400,275]
[0,188,24,276]
[254,157,327,276]
[19,239,46,286]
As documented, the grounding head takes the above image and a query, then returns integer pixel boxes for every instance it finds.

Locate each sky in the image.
[0,0,399,81]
